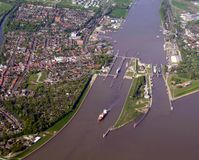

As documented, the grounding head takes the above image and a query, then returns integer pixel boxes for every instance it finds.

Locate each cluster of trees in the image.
[92,54,113,68]
[160,0,168,21]
[131,76,145,98]
[3,76,89,135]
[0,137,27,156]
[174,23,199,80]
[176,47,199,80]
[5,20,41,33]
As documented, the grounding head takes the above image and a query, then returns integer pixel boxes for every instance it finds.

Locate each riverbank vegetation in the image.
[109,0,133,18]
[171,0,187,10]
[109,8,128,18]
[168,75,199,98]
[0,76,89,156]
[14,75,94,159]
[114,76,150,128]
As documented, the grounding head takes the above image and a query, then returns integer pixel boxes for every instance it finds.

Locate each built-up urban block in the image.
[0,3,120,156]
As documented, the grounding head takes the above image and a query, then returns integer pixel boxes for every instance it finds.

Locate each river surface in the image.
[12,0,199,159]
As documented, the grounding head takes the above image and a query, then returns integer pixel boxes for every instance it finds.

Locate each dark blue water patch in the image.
[0,24,4,46]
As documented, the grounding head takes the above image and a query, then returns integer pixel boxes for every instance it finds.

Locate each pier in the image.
[103,127,113,138]
[133,107,151,128]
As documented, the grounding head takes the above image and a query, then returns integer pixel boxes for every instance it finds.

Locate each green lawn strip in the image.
[114,76,149,128]
[171,0,187,10]
[14,76,93,159]
[0,2,12,17]
[25,0,60,5]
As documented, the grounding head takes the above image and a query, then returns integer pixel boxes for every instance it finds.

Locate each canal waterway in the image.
[0,0,196,159]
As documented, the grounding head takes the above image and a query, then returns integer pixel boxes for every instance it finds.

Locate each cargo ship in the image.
[98,109,109,122]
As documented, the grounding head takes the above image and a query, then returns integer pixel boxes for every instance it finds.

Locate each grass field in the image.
[114,0,132,7]
[27,71,47,90]
[171,0,187,10]
[110,8,128,18]
[0,2,12,17]
[109,0,133,18]
[168,75,199,99]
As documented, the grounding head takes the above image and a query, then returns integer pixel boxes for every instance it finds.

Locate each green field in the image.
[110,8,128,18]
[109,0,133,18]
[171,0,187,10]
[114,0,132,7]
[114,76,149,128]
[168,75,199,99]
[25,0,61,5]
[0,2,12,17]
[26,71,47,91]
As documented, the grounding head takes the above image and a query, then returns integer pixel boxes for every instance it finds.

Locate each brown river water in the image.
[25,0,199,159]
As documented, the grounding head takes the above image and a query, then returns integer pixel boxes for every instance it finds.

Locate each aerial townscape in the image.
[0,0,199,160]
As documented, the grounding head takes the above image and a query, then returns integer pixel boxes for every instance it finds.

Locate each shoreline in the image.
[0,0,133,157]
[171,88,199,101]
[112,80,133,130]
[160,0,199,102]
[11,74,97,160]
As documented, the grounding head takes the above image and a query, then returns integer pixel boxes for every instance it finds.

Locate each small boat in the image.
[116,68,121,74]
[156,35,160,38]
[98,109,108,122]
[153,65,157,74]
